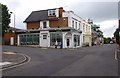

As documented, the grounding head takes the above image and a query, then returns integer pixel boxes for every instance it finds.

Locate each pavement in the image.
[117,48,120,60]
[1,52,29,71]
[116,47,120,76]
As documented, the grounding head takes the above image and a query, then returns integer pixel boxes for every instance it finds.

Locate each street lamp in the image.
[10,12,15,30]
[10,12,16,45]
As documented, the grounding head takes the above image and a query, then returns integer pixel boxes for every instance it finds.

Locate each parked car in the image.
[110,41,113,44]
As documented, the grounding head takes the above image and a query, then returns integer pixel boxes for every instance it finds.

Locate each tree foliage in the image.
[92,24,103,37]
[114,28,120,44]
[92,24,100,31]
[1,4,11,36]
[104,37,112,44]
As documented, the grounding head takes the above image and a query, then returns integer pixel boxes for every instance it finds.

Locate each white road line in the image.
[115,51,118,60]
[0,53,31,71]
[0,62,12,66]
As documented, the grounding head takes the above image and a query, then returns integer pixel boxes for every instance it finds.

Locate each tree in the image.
[104,37,112,44]
[107,37,112,43]
[92,24,103,37]
[104,37,107,44]
[114,28,120,44]
[1,4,11,36]
[92,24,100,31]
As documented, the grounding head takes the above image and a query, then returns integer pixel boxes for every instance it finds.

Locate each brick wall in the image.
[59,7,63,17]
[27,22,40,29]
[26,7,68,29]
[49,17,68,28]
[4,32,17,45]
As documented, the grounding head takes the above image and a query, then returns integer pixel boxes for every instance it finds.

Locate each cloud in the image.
[103,26,117,37]
[64,2,118,37]
[0,0,21,11]
[66,2,118,22]
[98,20,118,37]
[98,20,118,30]
[1,0,119,37]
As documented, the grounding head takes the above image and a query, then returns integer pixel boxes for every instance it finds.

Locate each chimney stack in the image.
[59,7,63,17]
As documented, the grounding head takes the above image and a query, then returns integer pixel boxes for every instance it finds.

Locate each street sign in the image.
[56,30,62,32]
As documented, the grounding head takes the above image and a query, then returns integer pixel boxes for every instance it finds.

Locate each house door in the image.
[67,39,70,47]
[10,37,14,45]
[40,34,49,47]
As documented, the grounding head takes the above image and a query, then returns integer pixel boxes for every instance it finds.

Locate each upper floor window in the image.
[75,22,77,29]
[86,25,88,32]
[83,23,85,31]
[89,26,91,32]
[72,20,74,28]
[48,10,56,16]
[43,21,47,28]
[32,28,34,30]
[79,22,81,30]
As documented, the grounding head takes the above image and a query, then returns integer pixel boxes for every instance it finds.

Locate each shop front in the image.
[17,28,82,48]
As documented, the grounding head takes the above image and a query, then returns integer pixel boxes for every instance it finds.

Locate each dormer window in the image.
[48,10,56,16]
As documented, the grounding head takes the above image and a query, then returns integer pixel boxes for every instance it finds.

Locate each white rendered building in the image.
[17,7,92,48]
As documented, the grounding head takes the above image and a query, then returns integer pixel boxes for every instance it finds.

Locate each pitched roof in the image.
[24,10,48,22]
[8,27,23,31]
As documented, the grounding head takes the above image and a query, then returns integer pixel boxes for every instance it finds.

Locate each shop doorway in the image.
[67,39,70,47]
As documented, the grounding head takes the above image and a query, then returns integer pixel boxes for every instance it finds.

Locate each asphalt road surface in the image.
[2,44,118,76]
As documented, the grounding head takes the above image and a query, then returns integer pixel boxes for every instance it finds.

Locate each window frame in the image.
[43,35,47,39]
[72,20,74,28]
[75,22,77,29]
[48,10,56,16]
[83,23,85,31]
[79,22,81,30]
[50,33,62,46]
[43,21,47,28]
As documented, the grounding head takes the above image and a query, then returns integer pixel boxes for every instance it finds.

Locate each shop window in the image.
[20,34,39,45]
[74,35,80,46]
[50,33,62,46]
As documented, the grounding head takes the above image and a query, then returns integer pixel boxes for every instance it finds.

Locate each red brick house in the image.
[24,7,68,29]
[4,27,22,45]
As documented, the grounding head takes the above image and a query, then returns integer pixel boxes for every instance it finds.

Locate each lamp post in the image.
[10,12,16,45]
[10,12,15,30]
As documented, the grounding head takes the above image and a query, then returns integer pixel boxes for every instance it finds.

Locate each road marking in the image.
[0,53,31,71]
[0,52,16,54]
[3,52,16,54]
[0,62,12,66]
[115,51,118,60]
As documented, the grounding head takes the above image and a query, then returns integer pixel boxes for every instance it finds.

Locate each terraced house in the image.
[17,7,92,48]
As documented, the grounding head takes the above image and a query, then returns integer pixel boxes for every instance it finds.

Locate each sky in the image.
[0,0,119,37]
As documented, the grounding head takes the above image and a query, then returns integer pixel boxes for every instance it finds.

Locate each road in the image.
[2,44,118,76]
